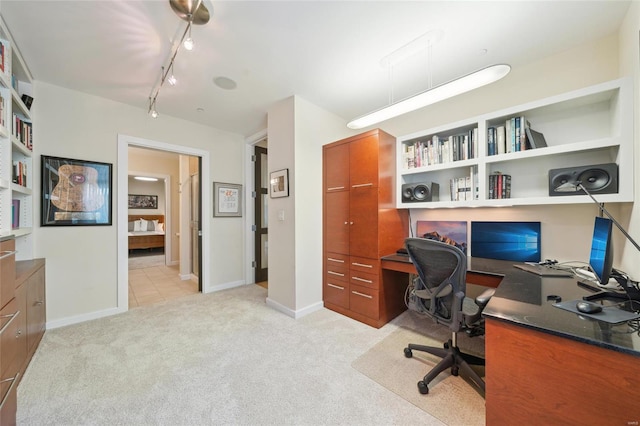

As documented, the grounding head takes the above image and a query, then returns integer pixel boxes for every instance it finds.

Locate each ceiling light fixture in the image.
[347,64,511,130]
[134,176,159,182]
[147,0,210,119]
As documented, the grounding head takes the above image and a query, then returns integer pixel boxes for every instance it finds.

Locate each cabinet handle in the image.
[0,372,19,411]
[327,271,345,277]
[0,310,20,336]
[352,183,373,188]
[15,329,21,338]
[352,262,373,268]
[327,283,345,290]
[350,222,354,225]
[344,222,348,225]
[35,301,44,306]
[352,276,373,284]
[352,290,373,299]
[0,250,17,260]
[327,258,345,263]
[327,186,345,191]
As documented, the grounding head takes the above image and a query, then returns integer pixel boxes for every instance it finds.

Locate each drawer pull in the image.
[352,262,373,268]
[327,258,345,263]
[352,290,373,299]
[0,372,19,410]
[327,283,345,290]
[352,276,373,284]
[0,311,19,335]
[327,271,345,277]
[352,183,373,188]
[35,301,44,306]
[0,250,17,260]
[327,186,345,191]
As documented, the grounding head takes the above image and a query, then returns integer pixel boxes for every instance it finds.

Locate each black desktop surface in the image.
[381,254,640,357]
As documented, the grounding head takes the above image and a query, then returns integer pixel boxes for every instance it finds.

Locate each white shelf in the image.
[396,77,633,209]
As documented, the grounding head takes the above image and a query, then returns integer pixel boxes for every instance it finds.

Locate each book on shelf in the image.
[449,167,476,201]
[11,199,19,229]
[12,113,32,150]
[525,127,548,149]
[404,127,478,169]
[12,161,27,187]
[488,172,511,199]
[21,94,33,110]
[0,41,4,73]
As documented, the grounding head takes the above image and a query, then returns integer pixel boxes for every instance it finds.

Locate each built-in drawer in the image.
[350,270,379,290]
[323,280,349,309]
[0,298,20,379]
[0,370,18,426]
[349,256,379,274]
[349,284,379,320]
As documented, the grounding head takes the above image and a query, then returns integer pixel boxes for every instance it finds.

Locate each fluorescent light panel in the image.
[134,176,158,182]
[347,64,511,130]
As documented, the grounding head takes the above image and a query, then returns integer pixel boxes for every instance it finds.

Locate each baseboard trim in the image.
[265,298,324,319]
[47,306,126,330]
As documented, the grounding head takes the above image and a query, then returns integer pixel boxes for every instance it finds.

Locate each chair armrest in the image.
[475,288,495,309]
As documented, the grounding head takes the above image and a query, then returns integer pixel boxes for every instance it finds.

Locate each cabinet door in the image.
[26,267,45,356]
[349,135,379,188]
[0,240,16,310]
[349,187,378,258]
[324,191,350,255]
[324,143,350,192]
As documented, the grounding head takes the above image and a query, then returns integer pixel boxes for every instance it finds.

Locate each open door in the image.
[254,146,268,283]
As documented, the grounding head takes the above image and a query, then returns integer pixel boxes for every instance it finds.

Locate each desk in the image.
[381,255,640,424]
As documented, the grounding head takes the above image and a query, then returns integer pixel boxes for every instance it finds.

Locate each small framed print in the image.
[128,194,158,209]
[270,168,289,198]
[214,182,242,217]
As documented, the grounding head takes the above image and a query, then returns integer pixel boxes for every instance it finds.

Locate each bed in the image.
[128,215,165,250]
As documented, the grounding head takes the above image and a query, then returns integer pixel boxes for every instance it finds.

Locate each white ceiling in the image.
[0,1,631,138]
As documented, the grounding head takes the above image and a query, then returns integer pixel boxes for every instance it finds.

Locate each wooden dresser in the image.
[322,129,409,328]
[0,236,45,426]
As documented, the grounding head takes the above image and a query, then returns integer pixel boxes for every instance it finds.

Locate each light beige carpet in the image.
[352,324,486,426]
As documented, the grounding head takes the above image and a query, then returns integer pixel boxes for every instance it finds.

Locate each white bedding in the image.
[128,231,165,237]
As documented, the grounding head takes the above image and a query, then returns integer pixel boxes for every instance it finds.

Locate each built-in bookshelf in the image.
[0,16,34,260]
[396,77,633,209]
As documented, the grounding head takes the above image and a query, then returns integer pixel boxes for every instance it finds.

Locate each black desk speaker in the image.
[402,182,439,203]
[548,163,618,196]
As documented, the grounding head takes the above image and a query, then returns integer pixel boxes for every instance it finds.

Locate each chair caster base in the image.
[404,347,413,358]
[417,381,429,394]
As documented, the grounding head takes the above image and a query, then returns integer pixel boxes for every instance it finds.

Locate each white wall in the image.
[33,81,244,325]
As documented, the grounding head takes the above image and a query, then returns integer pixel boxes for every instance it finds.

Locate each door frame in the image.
[244,129,267,285]
[117,134,211,311]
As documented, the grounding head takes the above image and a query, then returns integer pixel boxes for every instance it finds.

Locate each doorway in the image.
[117,135,211,313]
[254,145,268,285]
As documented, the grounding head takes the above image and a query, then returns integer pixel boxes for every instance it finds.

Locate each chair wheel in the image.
[443,342,449,349]
[452,366,459,376]
[404,347,413,358]
[417,381,429,394]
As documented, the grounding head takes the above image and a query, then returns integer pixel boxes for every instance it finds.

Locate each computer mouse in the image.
[576,301,603,314]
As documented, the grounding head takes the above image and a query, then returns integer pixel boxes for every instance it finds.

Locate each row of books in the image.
[449,167,479,201]
[403,128,478,169]
[0,40,6,74]
[487,116,531,155]
[488,172,511,199]
[0,93,5,129]
[12,113,32,150]
[13,160,27,187]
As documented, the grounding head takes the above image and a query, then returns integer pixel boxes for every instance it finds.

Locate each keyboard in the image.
[513,263,572,278]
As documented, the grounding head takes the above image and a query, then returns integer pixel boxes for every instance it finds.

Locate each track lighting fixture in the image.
[148,0,210,118]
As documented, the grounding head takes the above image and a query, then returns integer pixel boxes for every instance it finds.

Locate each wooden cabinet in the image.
[323,129,409,328]
[0,256,45,426]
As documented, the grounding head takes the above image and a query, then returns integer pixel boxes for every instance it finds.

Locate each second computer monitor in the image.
[589,216,614,285]
[471,221,541,262]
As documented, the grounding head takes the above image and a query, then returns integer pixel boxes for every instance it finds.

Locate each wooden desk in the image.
[381,255,640,424]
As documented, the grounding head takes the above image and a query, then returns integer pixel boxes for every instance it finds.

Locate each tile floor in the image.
[128,263,199,308]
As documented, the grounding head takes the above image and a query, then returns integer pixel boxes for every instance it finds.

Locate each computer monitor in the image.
[588,216,614,285]
[470,221,541,262]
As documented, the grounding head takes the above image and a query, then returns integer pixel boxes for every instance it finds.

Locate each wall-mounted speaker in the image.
[548,163,618,196]
[401,182,439,203]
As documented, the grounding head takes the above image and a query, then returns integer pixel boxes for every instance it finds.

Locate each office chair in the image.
[403,237,495,395]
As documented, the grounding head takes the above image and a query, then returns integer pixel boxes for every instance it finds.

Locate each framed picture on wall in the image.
[214,182,242,217]
[41,155,113,226]
[269,168,289,198]
[128,194,158,209]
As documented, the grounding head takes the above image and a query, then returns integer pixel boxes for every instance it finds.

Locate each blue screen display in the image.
[471,221,541,262]
[590,216,613,281]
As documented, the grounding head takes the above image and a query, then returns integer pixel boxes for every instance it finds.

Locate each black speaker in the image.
[548,163,618,196]
[401,182,439,203]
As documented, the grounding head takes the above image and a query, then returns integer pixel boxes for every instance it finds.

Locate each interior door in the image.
[254,146,268,283]
[190,157,202,291]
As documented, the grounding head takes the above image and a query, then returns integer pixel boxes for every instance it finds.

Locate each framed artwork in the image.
[270,168,289,198]
[41,155,113,226]
[214,182,242,217]
[128,194,158,209]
